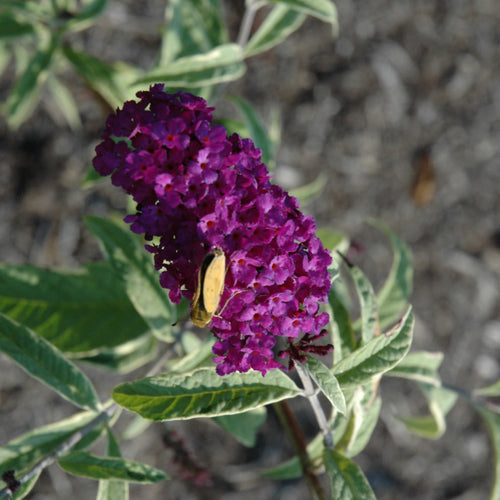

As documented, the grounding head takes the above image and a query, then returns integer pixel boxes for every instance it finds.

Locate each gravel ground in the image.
[1,1,499,499]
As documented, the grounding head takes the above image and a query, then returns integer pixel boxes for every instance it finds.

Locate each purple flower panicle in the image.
[93,84,332,375]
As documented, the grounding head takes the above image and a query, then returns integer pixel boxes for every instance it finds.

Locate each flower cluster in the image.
[93,84,332,375]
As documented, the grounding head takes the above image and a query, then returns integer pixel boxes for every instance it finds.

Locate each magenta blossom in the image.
[93,84,332,376]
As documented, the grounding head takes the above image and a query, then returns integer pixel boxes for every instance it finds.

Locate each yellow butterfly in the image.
[191,247,226,327]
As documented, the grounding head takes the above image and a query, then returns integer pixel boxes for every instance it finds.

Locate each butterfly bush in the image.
[93,84,332,375]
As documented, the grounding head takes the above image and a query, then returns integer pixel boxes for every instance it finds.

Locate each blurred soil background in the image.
[1,1,500,499]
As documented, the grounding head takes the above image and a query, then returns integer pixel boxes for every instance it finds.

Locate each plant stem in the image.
[295,362,333,449]
[273,401,329,500]
[0,341,178,499]
[237,0,260,47]
[0,404,118,499]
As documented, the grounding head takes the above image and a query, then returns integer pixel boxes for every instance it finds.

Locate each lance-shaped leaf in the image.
[245,5,305,57]
[58,451,167,483]
[160,0,228,66]
[370,219,413,330]
[397,384,457,439]
[0,11,36,39]
[332,308,414,388]
[112,368,300,421]
[214,407,267,447]
[323,449,376,500]
[262,433,323,479]
[347,265,378,343]
[269,0,338,32]
[168,335,216,373]
[317,228,349,254]
[228,96,275,166]
[328,289,356,364]
[62,46,138,109]
[335,389,381,458]
[306,355,346,414]
[0,262,148,353]
[65,0,108,31]
[290,172,328,205]
[475,379,500,398]
[47,74,82,130]
[0,314,100,411]
[475,407,500,500]
[136,43,245,87]
[387,350,444,386]
[0,411,104,475]
[7,35,58,127]
[79,334,157,374]
[86,216,175,342]
[96,429,129,500]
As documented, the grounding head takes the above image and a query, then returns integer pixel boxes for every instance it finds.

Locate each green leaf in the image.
[475,379,500,397]
[387,350,444,386]
[0,262,148,353]
[79,334,157,373]
[105,429,122,458]
[47,74,82,130]
[347,265,378,343]
[290,172,328,205]
[66,0,108,31]
[6,35,58,128]
[269,0,338,32]
[97,471,129,499]
[213,407,267,447]
[336,389,381,458]
[398,385,457,439]
[122,416,152,440]
[261,458,302,479]
[475,407,500,500]
[58,451,167,483]
[0,12,36,39]
[112,368,300,421]
[323,449,376,500]
[305,355,346,414]
[369,219,413,330]
[168,335,216,373]
[0,411,104,474]
[316,228,349,254]
[85,216,175,342]
[160,0,227,66]
[327,288,356,364]
[215,117,247,137]
[0,314,100,411]
[81,163,105,188]
[244,5,306,57]
[96,429,129,500]
[62,46,137,109]
[333,307,414,388]
[0,43,11,76]
[228,96,275,166]
[136,43,245,88]
[262,431,324,479]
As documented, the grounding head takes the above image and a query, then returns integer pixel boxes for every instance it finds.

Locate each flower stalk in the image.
[237,0,260,47]
[296,363,333,449]
[0,404,118,500]
[273,401,329,500]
